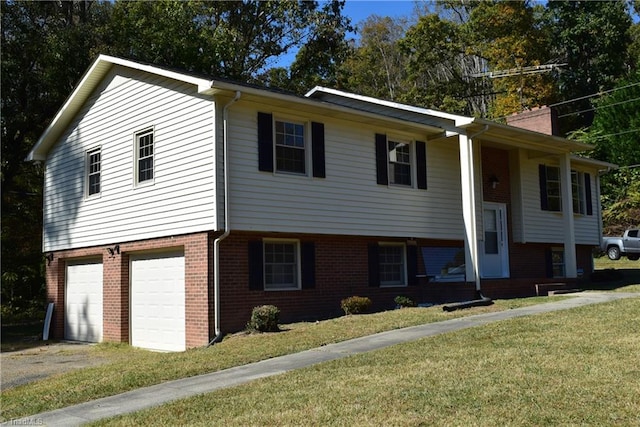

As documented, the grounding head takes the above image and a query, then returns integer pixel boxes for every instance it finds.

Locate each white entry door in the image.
[481,203,510,278]
[130,252,186,352]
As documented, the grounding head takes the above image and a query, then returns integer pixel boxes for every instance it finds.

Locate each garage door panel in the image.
[131,252,185,352]
[65,261,103,342]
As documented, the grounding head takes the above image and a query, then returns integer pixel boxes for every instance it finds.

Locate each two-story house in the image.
[27,55,614,351]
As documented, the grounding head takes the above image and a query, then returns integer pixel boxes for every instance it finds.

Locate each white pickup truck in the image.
[601,229,640,260]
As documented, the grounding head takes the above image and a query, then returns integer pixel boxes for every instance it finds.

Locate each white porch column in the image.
[559,152,577,278]
[459,134,481,291]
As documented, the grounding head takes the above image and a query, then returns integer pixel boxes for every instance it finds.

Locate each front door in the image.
[481,203,509,278]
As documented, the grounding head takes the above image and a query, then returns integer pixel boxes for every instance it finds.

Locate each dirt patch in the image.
[1,342,110,391]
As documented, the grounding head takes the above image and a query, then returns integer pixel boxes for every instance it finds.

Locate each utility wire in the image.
[549,82,640,108]
[557,96,640,118]
[588,129,640,140]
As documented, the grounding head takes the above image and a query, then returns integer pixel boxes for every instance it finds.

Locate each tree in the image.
[545,0,632,134]
[464,1,556,118]
[399,13,490,115]
[337,15,409,101]
[257,0,353,94]
[1,0,110,320]
[572,71,640,233]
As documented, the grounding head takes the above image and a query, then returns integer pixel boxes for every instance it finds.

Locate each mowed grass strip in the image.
[95,297,640,427]
[2,297,559,421]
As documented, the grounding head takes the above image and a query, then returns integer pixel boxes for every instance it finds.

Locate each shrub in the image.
[247,305,280,332]
[394,295,416,308]
[340,296,372,315]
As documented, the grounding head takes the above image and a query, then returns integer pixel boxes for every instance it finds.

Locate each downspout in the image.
[209,90,241,346]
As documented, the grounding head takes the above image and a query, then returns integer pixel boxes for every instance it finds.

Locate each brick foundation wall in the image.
[45,232,212,349]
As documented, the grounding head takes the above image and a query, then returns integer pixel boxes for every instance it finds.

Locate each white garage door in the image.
[65,260,103,342]
[130,252,186,352]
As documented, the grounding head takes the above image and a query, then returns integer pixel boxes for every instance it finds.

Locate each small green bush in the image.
[394,295,416,308]
[247,305,281,332]
[341,296,372,315]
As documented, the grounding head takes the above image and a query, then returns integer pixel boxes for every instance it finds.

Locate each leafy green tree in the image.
[464,1,555,118]
[2,0,110,320]
[337,15,409,101]
[572,71,640,233]
[545,0,632,133]
[257,0,353,94]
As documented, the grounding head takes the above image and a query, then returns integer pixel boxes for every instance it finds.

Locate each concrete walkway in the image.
[5,291,638,427]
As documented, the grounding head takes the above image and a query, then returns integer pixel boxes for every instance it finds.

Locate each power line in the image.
[557,96,640,118]
[549,82,640,108]
[588,129,640,140]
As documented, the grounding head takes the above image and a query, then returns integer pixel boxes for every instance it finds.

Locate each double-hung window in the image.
[86,147,101,197]
[375,134,427,189]
[275,120,306,174]
[540,165,562,212]
[378,243,407,287]
[136,129,154,184]
[571,171,585,214]
[264,240,300,290]
[388,140,412,186]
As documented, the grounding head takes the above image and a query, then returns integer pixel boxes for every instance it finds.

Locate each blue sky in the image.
[342,0,419,25]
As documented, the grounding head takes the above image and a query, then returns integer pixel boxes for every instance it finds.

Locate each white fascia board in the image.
[570,155,618,171]
[305,86,468,123]
[26,55,214,161]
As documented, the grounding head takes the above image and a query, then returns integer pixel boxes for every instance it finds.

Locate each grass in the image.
[1,296,559,421]
[589,256,640,293]
[94,297,640,426]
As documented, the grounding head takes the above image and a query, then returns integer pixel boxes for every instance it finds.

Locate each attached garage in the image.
[65,260,103,342]
[130,251,186,352]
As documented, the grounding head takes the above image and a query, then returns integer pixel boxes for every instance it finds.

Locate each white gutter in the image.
[210,90,241,345]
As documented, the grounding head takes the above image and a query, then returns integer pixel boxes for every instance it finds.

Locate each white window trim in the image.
[134,127,155,188]
[273,116,310,177]
[387,137,415,188]
[263,238,302,291]
[378,242,408,287]
[85,146,102,199]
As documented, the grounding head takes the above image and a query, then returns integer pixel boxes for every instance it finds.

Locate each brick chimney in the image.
[506,106,559,136]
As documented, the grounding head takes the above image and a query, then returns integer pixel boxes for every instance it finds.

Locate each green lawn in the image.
[3,261,639,423]
[0,296,560,421]
[95,297,640,427]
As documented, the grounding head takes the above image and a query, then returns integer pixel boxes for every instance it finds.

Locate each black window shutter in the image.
[539,164,548,211]
[248,240,264,290]
[368,243,380,287]
[375,133,388,185]
[257,112,274,172]
[585,173,593,216]
[415,141,427,190]
[311,122,326,178]
[407,245,418,286]
[301,242,316,289]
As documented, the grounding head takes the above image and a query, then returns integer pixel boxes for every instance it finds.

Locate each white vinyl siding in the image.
[516,153,601,245]
[43,67,216,252]
[227,104,466,240]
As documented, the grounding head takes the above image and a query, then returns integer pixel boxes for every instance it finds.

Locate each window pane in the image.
[275,121,306,174]
[388,141,411,186]
[137,131,154,183]
[87,149,101,196]
[264,242,298,289]
[379,245,405,286]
